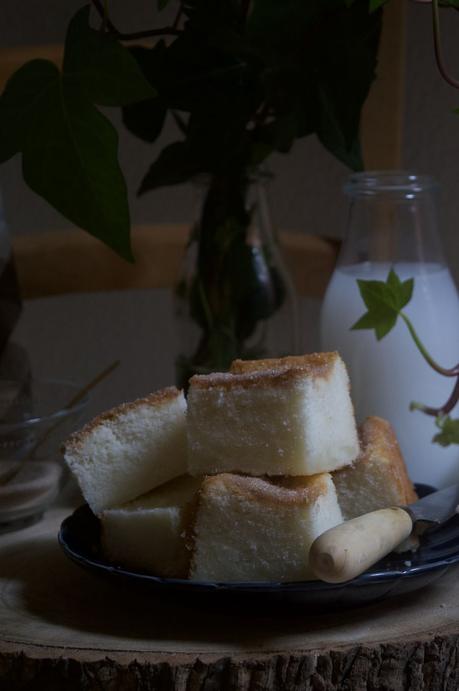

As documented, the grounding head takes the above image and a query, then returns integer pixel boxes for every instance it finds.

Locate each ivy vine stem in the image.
[431,0,459,89]
[400,312,459,377]
[401,307,459,421]
[410,376,459,417]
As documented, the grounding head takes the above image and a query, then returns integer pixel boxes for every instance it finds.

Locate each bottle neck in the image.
[338,174,446,268]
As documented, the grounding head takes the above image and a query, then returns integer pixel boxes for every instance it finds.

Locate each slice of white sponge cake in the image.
[100,475,201,578]
[190,472,343,582]
[333,416,418,520]
[187,352,359,477]
[64,387,187,513]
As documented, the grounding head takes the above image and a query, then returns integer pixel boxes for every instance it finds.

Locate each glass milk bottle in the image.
[320,172,459,488]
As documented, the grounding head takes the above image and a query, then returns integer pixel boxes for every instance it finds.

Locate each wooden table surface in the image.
[0,505,458,691]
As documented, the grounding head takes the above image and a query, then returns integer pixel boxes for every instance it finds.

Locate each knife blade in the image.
[404,483,459,528]
[309,484,459,584]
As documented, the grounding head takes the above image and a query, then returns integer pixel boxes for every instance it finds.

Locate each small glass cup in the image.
[0,378,88,531]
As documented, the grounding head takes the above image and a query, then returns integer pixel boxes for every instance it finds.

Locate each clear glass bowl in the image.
[0,378,88,531]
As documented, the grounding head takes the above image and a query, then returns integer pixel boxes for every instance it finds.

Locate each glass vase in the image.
[175,170,299,387]
[320,171,459,488]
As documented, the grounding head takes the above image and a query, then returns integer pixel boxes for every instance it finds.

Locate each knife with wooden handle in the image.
[309,483,459,583]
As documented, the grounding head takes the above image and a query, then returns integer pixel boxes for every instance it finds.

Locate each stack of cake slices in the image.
[64,352,417,582]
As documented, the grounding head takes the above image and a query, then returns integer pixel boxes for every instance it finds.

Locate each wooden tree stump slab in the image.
[0,508,458,690]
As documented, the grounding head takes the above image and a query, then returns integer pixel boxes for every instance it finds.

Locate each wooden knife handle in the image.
[309,507,413,583]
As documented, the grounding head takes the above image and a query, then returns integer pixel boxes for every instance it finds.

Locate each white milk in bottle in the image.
[320,173,459,487]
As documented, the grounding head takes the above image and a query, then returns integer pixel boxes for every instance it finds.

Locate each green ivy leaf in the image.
[315,1,382,171]
[256,113,300,155]
[433,416,459,446]
[248,1,382,172]
[386,268,414,308]
[248,0,325,52]
[139,141,204,193]
[5,60,133,259]
[121,46,167,143]
[316,84,364,171]
[122,98,167,143]
[157,31,251,113]
[0,59,48,163]
[352,307,397,340]
[0,5,155,261]
[351,268,414,340]
[369,0,387,11]
[63,5,156,106]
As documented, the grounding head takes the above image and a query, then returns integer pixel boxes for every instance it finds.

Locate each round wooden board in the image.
[0,508,458,690]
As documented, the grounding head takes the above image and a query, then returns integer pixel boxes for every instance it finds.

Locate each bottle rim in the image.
[344,171,438,197]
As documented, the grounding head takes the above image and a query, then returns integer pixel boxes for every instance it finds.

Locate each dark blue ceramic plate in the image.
[58,485,459,611]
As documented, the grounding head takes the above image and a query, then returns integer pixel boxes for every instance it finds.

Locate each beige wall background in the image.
[1,0,459,282]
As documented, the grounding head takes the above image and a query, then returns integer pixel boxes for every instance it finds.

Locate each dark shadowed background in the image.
[1,1,458,279]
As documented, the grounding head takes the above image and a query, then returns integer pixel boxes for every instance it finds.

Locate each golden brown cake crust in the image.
[64,386,182,454]
[337,416,418,505]
[198,472,331,508]
[191,352,340,391]
[230,352,339,374]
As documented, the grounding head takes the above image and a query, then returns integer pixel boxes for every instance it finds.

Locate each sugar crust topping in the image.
[191,352,340,391]
[200,472,330,507]
[64,386,183,453]
[230,352,339,374]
